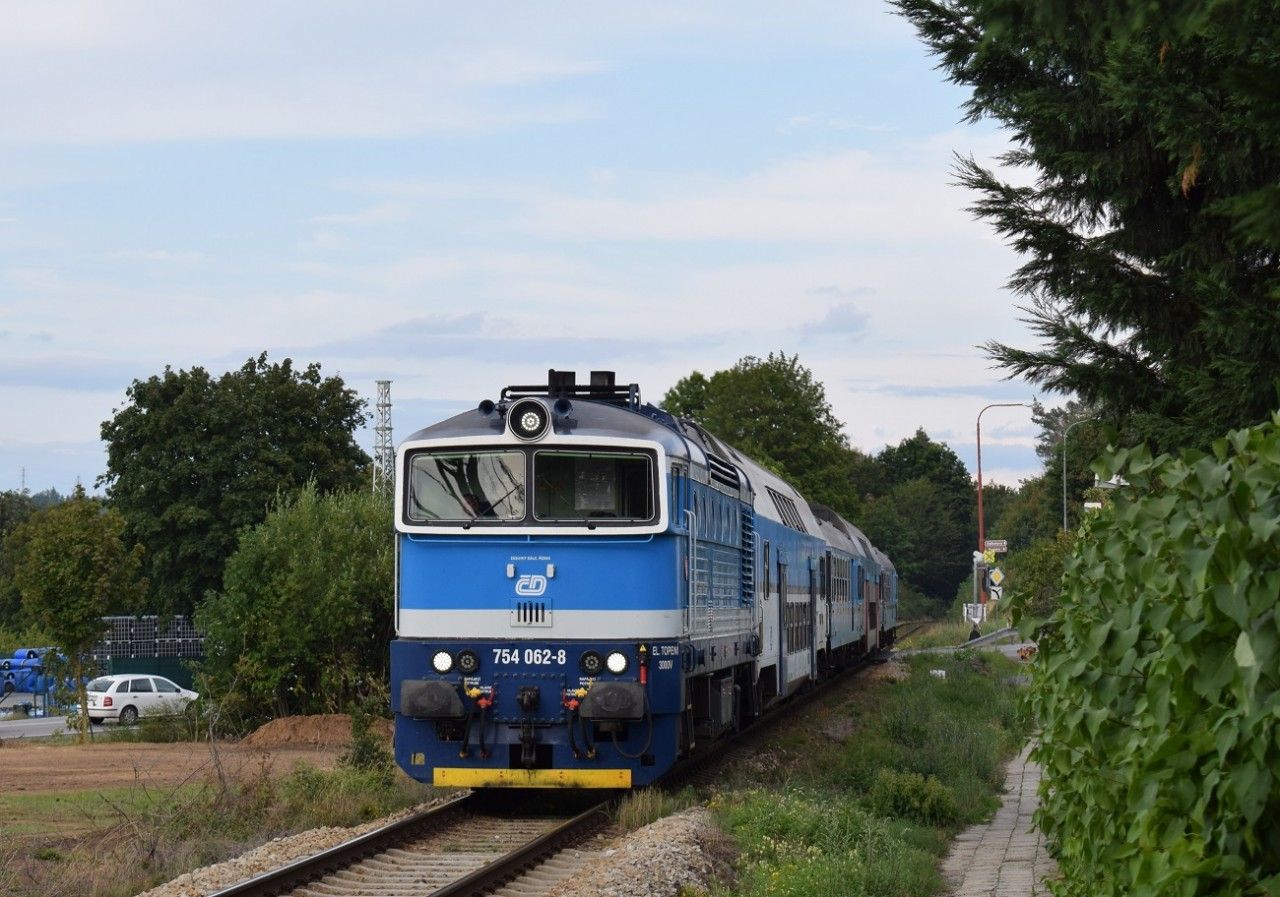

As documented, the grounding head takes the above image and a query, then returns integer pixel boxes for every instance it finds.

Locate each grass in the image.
[615,785,698,832]
[0,754,427,897]
[897,615,1011,650]
[0,785,206,838]
[707,650,1030,897]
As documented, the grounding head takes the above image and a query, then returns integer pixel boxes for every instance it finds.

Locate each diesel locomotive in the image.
[391,370,897,788]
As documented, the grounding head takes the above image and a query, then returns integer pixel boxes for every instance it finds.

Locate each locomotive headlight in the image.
[605,651,629,674]
[508,399,550,441]
[431,651,454,674]
[580,651,603,676]
[457,650,480,675]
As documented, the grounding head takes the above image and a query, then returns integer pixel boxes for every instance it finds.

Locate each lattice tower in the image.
[372,380,394,495]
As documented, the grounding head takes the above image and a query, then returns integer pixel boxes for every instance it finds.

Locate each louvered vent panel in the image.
[706,454,740,490]
[509,600,554,627]
[740,507,756,604]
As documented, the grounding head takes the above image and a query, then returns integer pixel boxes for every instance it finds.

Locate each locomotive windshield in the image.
[533,450,655,522]
[406,450,526,522]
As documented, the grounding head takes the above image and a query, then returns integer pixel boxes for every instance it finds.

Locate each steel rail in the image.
[208,625,914,895]
[429,800,611,897]
[206,792,478,897]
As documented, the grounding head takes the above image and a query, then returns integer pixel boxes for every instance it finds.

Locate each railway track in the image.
[210,625,918,896]
[208,792,613,897]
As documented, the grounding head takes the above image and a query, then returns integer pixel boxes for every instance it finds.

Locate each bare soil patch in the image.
[0,739,344,795]
[0,713,378,797]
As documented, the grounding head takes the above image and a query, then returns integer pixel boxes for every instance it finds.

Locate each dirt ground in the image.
[0,714,375,794]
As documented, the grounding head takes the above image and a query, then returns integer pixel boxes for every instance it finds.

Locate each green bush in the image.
[339,702,394,786]
[1029,415,1280,897]
[869,769,959,826]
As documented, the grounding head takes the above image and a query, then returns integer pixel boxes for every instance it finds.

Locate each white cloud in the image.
[0,1,918,145]
[511,148,993,243]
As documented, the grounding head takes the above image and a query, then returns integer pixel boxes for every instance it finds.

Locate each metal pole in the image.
[976,402,1032,602]
[1062,417,1097,530]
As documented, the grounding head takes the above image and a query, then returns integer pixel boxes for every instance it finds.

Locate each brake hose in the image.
[478,702,491,759]
[567,701,582,759]
[581,710,597,759]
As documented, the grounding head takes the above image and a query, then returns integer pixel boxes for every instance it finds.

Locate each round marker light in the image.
[457,650,480,675]
[432,651,454,674]
[508,399,550,441]
[605,651,629,675]
[580,651,603,676]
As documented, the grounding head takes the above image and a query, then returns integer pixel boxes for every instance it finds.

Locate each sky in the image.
[0,1,1051,497]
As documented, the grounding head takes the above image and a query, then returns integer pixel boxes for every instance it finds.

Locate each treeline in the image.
[663,353,1102,614]
[896,0,1280,893]
[0,353,387,732]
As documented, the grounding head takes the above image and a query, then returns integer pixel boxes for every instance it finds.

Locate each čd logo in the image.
[515,574,547,596]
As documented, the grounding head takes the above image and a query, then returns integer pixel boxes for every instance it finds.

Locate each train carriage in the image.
[391,371,897,788]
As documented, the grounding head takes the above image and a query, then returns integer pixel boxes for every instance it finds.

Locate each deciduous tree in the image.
[11,487,146,741]
[0,490,37,623]
[662,353,860,513]
[99,353,369,615]
[195,485,393,727]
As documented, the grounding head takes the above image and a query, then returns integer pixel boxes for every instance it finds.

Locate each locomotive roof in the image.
[401,398,698,461]
[399,371,886,567]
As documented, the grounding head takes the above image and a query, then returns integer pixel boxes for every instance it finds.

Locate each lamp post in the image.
[976,402,1032,603]
[1062,417,1097,530]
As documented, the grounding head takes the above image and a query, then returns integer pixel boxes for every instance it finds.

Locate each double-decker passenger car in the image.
[391,371,897,788]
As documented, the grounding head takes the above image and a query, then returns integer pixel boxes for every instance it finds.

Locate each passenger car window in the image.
[129,679,154,692]
[155,679,180,693]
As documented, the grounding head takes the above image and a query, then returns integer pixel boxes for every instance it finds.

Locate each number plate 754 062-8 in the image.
[491,648,567,666]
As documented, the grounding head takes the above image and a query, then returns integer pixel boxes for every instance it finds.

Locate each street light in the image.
[976,402,1032,603]
[1062,417,1097,530]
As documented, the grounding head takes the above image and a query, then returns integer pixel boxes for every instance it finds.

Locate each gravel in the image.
[551,807,736,897]
[136,802,735,897]
[134,800,447,897]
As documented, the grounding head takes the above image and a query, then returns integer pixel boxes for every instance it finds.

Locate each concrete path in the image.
[940,744,1058,896]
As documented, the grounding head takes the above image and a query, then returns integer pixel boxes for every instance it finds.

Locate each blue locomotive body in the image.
[391,371,896,788]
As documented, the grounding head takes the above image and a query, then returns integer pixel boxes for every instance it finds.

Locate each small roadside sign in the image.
[984,539,1008,552]
[988,567,1005,587]
[988,585,1003,601]
[983,549,996,565]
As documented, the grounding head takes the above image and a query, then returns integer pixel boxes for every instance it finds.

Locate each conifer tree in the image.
[896,0,1280,451]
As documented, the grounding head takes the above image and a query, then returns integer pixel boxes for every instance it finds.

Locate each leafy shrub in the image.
[1029,416,1280,897]
[339,702,394,785]
[868,769,959,826]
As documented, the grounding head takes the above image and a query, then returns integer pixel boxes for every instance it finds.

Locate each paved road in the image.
[0,714,73,740]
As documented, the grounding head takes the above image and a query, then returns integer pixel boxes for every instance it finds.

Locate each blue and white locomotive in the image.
[391,371,897,788]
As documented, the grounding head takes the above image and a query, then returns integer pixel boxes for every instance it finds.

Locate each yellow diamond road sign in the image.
[989,567,1005,587]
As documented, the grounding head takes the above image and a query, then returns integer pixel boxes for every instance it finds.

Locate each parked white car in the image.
[84,674,199,725]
